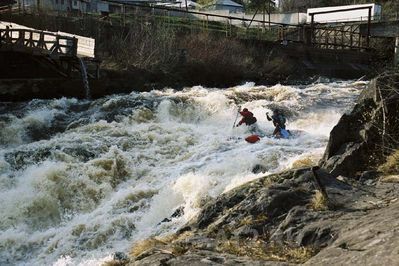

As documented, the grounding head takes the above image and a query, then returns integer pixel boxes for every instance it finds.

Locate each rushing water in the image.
[0,80,366,265]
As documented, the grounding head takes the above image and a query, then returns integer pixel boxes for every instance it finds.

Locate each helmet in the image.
[242,108,248,112]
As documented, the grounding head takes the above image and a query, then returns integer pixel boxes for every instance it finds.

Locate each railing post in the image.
[310,14,314,46]
[367,6,371,48]
[17,30,25,46]
[394,37,399,66]
[72,37,78,57]
[38,31,45,49]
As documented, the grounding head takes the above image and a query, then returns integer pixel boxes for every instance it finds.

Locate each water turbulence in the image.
[0,80,365,265]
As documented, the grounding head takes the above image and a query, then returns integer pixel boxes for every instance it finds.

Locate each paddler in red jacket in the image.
[236,108,263,135]
[237,108,257,126]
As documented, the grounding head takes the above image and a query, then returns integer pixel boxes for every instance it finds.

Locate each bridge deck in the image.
[0,21,95,58]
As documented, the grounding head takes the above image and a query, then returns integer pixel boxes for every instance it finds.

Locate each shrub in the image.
[378,150,399,175]
[310,191,328,211]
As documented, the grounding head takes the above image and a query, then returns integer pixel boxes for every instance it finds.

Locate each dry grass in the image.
[379,175,399,183]
[129,232,193,258]
[217,240,316,263]
[378,150,399,175]
[310,191,328,211]
[237,214,268,227]
[130,237,167,257]
[291,156,317,169]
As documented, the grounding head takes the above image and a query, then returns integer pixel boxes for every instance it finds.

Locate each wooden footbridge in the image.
[0,21,98,97]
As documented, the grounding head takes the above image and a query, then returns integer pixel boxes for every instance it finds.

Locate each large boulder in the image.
[320,72,399,177]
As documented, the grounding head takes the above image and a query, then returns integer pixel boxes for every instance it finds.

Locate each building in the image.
[203,0,244,13]
[307,3,382,23]
[279,0,323,12]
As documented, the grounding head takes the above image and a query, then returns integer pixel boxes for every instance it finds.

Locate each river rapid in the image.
[0,80,365,265]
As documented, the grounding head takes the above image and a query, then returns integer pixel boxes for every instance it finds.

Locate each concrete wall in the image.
[307,4,381,23]
[204,5,243,14]
[243,12,307,26]
[191,11,306,26]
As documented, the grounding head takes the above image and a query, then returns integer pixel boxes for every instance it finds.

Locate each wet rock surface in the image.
[130,169,399,265]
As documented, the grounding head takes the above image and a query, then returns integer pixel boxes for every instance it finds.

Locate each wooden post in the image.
[262,0,265,30]
[268,0,271,29]
[72,37,78,57]
[341,26,344,49]
[367,6,371,48]
[394,37,399,66]
[225,18,228,37]
[349,25,353,48]
[122,4,126,26]
[325,29,329,49]
[310,14,314,46]
[229,18,232,36]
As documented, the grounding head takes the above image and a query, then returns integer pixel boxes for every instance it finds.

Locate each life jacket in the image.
[272,114,286,128]
[239,110,257,126]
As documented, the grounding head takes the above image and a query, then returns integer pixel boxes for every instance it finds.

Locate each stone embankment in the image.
[104,71,399,266]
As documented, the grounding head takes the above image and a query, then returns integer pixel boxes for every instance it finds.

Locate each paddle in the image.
[232,105,241,128]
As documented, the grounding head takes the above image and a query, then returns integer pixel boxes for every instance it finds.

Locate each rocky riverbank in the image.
[103,71,399,265]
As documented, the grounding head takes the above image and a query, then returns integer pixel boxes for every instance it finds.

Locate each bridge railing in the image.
[0,28,78,57]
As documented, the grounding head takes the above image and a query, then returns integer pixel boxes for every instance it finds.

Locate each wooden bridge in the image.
[0,27,78,57]
[0,21,99,99]
[0,21,95,58]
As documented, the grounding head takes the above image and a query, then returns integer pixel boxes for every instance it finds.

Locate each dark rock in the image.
[176,226,192,235]
[160,206,185,224]
[266,188,311,218]
[297,225,333,247]
[270,206,323,246]
[320,73,399,177]
[196,189,248,229]
[113,251,129,262]
[252,164,268,174]
[358,170,380,181]
[134,251,174,266]
[172,206,185,218]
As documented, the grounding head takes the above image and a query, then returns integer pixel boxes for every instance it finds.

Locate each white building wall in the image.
[193,11,306,26]
[306,4,382,23]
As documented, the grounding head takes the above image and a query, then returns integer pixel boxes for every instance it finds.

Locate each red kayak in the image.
[245,135,260,143]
